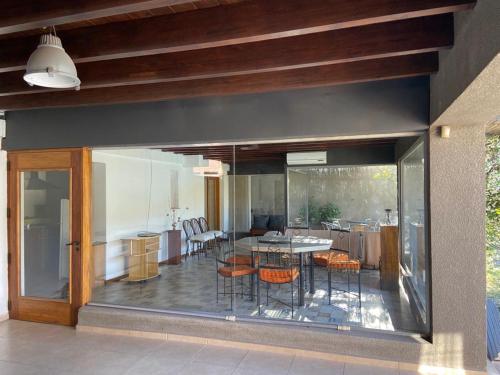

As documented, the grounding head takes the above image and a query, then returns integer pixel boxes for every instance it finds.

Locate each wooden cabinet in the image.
[165,230,182,265]
[380,225,399,291]
[122,235,160,282]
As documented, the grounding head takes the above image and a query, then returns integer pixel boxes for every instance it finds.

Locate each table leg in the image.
[299,252,305,307]
[250,252,255,301]
[309,251,315,294]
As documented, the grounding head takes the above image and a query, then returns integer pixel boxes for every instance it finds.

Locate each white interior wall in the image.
[250,174,285,215]
[92,149,207,280]
[221,175,230,232]
[228,175,252,232]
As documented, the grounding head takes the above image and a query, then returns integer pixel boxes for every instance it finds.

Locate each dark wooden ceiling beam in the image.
[170,143,393,154]
[163,139,396,153]
[0,0,202,36]
[0,53,438,110]
[0,15,452,96]
[0,0,473,72]
[162,139,400,162]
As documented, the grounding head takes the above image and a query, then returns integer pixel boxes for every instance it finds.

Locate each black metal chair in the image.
[313,228,351,267]
[326,229,364,310]
[182,219,195,259]
[215,237,257,311]
[198,216,219,252]
[256,237,299,318]
[190,217,203,235]
[190,217,209,258]
[198,217,209,232]
[284,227,310,288]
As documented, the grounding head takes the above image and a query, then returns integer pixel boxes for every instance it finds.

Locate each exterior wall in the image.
[0,73,489,371]
[3,78,428,150]
[430,0,500,123]
[427,1,496,368]
[428,123,486,371]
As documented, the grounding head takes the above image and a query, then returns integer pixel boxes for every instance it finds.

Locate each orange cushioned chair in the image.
[215,238,257,311]
[256,238,299,318]
[327,248,362,310]
[312,228,351,267]
[226,254,253,266]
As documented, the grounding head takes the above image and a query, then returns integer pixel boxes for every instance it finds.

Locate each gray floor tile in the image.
[125,355,187,375]
[237,351,294,374]
[0,360,55,375]
[289,356,345,375]
[149,340,205,362]
[344,363,398,375]
[192,345,248,368]
[177,361,235,375]
[92,253,419,332]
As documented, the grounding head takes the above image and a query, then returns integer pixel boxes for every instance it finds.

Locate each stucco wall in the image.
[428,123,486,371]
[430,0,500,123]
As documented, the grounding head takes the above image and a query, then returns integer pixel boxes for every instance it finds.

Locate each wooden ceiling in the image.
[162,138,398,163]
[0,0,475,110]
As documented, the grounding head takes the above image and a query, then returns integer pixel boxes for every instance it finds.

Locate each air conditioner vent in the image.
[286,151,327,165]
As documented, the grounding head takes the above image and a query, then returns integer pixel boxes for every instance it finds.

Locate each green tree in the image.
[298,200,341,226]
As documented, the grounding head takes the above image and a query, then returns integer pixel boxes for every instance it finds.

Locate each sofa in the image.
[249,214,285,236]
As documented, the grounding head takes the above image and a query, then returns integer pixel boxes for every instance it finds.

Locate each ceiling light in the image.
[23,32,80,90]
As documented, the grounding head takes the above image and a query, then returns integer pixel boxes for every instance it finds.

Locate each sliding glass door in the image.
[399,139,428,331]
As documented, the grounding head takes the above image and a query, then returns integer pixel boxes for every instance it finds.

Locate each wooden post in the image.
[380,225,399,291]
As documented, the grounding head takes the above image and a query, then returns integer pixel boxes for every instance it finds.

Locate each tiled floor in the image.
[92,252,419,332]
[0,319,420,375]
[489,362,500,375]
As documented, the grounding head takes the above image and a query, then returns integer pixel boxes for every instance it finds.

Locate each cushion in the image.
[250,228,268,236]
[218,265,257,278]
[226,255,253,266]
[259,267,299,284]
[253,215,270,229]
[268,215,284,230]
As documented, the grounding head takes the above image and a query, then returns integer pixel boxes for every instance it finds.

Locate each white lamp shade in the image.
[23,34,80,89]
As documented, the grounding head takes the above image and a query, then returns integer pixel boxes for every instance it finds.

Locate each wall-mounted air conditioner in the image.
[286,151,327,165]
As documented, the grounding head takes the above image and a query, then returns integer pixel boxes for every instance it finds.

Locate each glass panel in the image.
[20,170,70,300]
[88,138,427,334]
[287,169,309,228]
[90,148,238,314]
[206,178,217,229]
[251,174,285,219]
[400,141,427,320]
[288,165,397,229]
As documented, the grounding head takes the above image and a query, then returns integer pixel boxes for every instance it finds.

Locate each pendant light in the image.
[23,27,80,90]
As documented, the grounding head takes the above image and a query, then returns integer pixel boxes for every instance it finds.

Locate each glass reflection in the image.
[20,171,70,300]
[89,139,427,334]
[400,141,427,322]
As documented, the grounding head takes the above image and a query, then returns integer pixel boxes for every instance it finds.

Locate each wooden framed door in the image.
[7,148,91,326]
[205,177,220,230]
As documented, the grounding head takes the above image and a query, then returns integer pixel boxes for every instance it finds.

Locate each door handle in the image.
[65,240,80,251]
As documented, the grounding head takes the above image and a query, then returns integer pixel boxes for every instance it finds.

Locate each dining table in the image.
[235,235,333,306]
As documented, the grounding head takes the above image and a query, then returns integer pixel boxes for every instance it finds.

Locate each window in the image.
[400,140,428,326]
[90,138,428,334]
